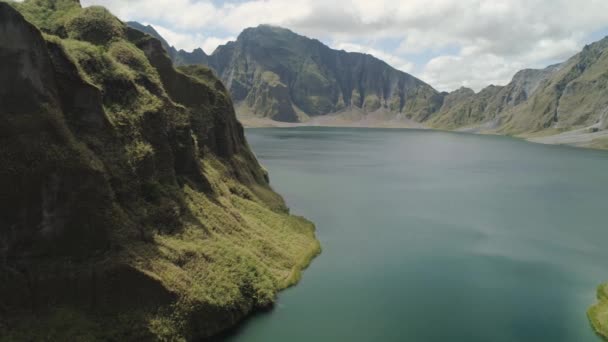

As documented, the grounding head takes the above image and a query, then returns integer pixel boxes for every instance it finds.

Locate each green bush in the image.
[109,41,151,74]
[11,0,81,35]
[65,6,124,45]
[109,40,162,87]
[61,39,133,87]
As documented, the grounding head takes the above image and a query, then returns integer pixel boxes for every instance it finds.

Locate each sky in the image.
[78,0,608,92]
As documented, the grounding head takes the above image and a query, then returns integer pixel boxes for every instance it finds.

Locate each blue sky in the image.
[81,0,608,92]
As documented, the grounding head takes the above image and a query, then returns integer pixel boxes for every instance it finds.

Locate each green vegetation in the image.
[363,94,382,112]
[432,42,608,147]
[0,1,319,340]
[589,137,608,150]
[65,6,124,45]
[177,64,221,91]
[10,0,81,34]
[430,86,501,129]
[109,40,162,82]
[61,39,131,86]
[589,283,608,340]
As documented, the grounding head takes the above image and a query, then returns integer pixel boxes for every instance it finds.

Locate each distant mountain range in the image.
[127,22,441,123]
[128,22,608,149]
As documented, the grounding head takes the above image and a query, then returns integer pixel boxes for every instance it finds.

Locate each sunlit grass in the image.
[589,283,608,341]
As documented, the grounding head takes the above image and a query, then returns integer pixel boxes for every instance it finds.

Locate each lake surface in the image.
[228,127,608,342]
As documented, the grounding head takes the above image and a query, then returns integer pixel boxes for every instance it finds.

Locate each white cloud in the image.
[153,25,206,51]
[152,25,232,53]
[200,36,234,55]
[421,35,584,92]
[82,0,219,30]
[79,0,608,91]
[421,54,526,92]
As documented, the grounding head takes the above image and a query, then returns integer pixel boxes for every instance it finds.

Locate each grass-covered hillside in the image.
[429,65,561,130]
[589,283,608,341]
[0,0,320,340]
[425,42,608,148]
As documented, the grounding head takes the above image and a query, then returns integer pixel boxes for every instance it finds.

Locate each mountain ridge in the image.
[1,1,319,340]
[126,21,210,66]
[130,23,444,123]
[128,22,608,149]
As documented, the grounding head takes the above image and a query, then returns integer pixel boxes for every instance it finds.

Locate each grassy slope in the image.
[589,284,608,341]
[502,38,608,135]
[429,86,502,129]
[0,1,319,340]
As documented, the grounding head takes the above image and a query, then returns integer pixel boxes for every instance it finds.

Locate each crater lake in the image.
[226,127,608,342]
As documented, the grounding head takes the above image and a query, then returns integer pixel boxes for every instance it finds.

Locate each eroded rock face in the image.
[134,23,444,122]
[429,64,562,130]
[0,2,319,340]
[0,1,113,260]
[128,21,608,141]
[505,38,608,132]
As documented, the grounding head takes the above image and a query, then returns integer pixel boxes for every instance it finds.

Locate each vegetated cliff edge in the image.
[0,1,320,340]
[126,21,209,67]
[125,21,608,334]
[130,22,608,149]
[589,284,608,341]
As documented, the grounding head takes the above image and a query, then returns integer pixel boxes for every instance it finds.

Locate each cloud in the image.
[152,25,232,53]
[421,36,584,92]
[78,0,608,91]
[421,54,526,92]
[81,0,219,30]
[200,36,234,55]
[153,25,206,51]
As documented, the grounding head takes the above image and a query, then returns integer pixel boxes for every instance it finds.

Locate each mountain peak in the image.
[201,24,442,122]
[252,24,293,33]
[237,24,301,42]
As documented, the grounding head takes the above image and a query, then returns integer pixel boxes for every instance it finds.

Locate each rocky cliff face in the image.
[500,38,608,134]
[426,41,608,141]
[430,64,561,129]
[0,1,319,340]
[131,24,443,123]
[211,26,443,122]
[128,22,608,147]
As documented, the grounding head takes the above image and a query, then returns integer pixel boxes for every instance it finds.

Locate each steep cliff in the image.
[430,64,561,130]
[211,25,442,122]
[127,22,608,148]
[0,1,319,340]
[501,38,608,134]
[129,23,443,123]
[430,40,608,145]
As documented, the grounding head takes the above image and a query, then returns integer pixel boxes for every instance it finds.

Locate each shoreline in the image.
[588,283,608,341]
[240,117,608,151]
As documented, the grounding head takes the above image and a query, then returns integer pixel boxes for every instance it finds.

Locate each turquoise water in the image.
[228,127,608,342]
